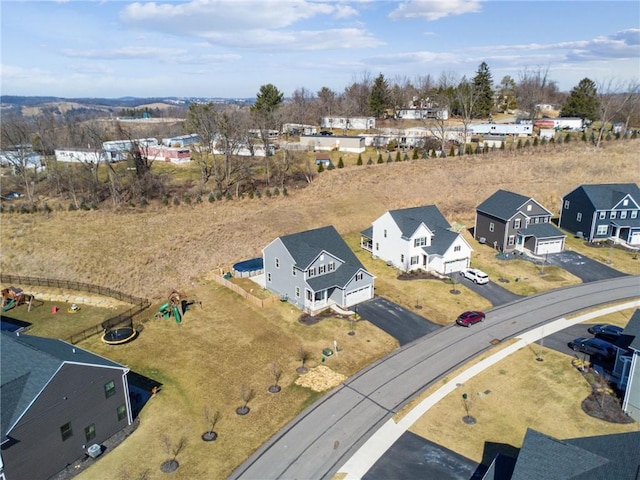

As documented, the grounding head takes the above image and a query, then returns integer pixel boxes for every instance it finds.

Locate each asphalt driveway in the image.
[456,274,523,307]
[355,296,441,346]
[542,323,617,371]
[546,251,626,283]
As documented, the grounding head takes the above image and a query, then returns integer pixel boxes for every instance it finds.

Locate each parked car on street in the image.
[568,337,618,359]
[461,268,489,285]
[456,311,485,327]
[587,324,624,341]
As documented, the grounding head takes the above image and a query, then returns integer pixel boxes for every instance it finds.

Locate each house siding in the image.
[623,353,640,421]
[559,187,595,239]
[2,364,130,480]
[263,239,299,302]
[475,212,508,251]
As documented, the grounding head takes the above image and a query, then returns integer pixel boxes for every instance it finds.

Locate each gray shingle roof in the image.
[279,225,368,291]
[517,223,566,239]
[360,226,373,239]
[388,205,451,238]
[577,183,640,209]
[477,190,531,221]
[422,228,461,256]
[1,331,127,438]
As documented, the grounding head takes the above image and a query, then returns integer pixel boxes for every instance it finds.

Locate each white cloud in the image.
[388,0,483,21]
[59,46,187,59]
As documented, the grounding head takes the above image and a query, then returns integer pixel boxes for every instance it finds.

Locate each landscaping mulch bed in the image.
[397,271,445,281]
[579,368,633,424]
[298,310,356,326]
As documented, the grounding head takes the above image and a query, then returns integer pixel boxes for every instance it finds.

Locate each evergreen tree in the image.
[472,62,494,118]
[377,153,383,164]
[559,78,599,121]
[395,150,401,162]
[367,156,373,165]
[412,148,419,160]
[449,145,455,157]
[357,153,363,165]
[369,74,390,118]
[496,75,517,112]
[317,163,324,173]
[337,157,344,168]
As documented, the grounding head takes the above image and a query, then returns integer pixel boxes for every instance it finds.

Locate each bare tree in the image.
[268,362,282,393]
[0,114,41,204]
[297,345,309,374]
[618,80,640,135]
[516,66,554,121]
[595,78,639,147]
[342,71,373,117]
[422,71,456,153]
[454,76,478,155]
[202,406,220,441]
[236,384,255,415]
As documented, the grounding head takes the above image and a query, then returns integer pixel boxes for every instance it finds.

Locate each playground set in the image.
[156,290,185,323]
[1,287,34,312]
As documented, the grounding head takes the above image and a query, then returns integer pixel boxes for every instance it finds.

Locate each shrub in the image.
[79,199,89,211]
[377,154,383,164]
[208,192,215,203]
[248,190,254,199]
[581,131,587,142]
[524,139,531,148]
[533,137,539,147]
[431,149,437,158]
[90,202,98,210]
[225,191,232,200]
[412,148,419,159]
[516,139,523,149]
[283,187,288,196]
[273,187,280,196]
[43,203,52,215]
[196,194,202,204]
[386,153,392,163]
[337,157,344,168]
[140,197,148,207]
[173,196,180,206]
[395,151,401,162]
[265,189,272,197]
[317,163,324,173]
[19,204,29,214]
[356,153,362,165]
[183,194,192,205]
[255,190,262,199]
[162,195,169,206]
[8,205,15,214]
[215,191,223,201]
[68,203,77,211]
[565,133,571,143]
[327,162,335,170]
[367,156,373,165]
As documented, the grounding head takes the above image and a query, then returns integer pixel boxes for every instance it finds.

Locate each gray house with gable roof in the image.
[612,309,640,421]
[558,183,640,246]
[475,190,566,254]
[0,331,132,480]
[263,225,374,314]
[361,205,472,274]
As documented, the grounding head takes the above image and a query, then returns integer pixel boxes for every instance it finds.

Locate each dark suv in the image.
[568,337,618,359]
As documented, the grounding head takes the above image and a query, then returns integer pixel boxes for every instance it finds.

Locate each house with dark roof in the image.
[481,428,640,479]
[558,183,640,246]
[475,190,566,254]
[1,331,132,480]
[262,225,374,314]
[360,205,472,274]
[612,309,640,421]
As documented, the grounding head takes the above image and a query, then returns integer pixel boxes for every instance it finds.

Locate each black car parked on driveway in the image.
[568,337,618,359]
[587,324,624,342]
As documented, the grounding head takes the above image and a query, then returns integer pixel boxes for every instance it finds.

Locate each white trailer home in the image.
[299,135,366,153]
[554,117,584,131]
[395,108,448,120]
[321,116,375,130]
[54,149,110,164]
[470,123,533,136]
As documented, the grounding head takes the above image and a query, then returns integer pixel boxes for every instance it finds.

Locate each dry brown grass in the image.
[408,346,639,463]
[2,141,638,303]
[75,280,396,480]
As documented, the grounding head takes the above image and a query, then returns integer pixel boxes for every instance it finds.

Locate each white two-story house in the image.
[361,205,472,274]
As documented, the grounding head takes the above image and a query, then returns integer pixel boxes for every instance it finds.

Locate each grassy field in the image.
[407,309,640,464]
[1,140,639,478]
[69,279,397,480]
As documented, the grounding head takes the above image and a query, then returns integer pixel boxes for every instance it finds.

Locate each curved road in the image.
[230,276,640,480]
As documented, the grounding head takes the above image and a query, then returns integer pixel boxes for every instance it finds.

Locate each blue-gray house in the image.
[558,183,640,246]
[263,225,374,314]
[1,332,132,480]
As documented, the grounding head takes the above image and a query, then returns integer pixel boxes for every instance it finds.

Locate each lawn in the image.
[74,278,397,480]
[404,307,639,464]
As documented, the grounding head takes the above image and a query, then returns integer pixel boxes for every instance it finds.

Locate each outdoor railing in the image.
[0,273,150,344]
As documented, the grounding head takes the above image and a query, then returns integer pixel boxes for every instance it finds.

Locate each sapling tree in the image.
[269,362,282,393]
[297,345,309,373]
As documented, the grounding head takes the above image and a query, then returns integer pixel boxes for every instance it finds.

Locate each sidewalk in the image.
[336,300,640,479]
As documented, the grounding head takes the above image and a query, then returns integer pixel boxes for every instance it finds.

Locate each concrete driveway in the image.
[456,274,523,307]
[355,297,441,346]
[546,251,626,282]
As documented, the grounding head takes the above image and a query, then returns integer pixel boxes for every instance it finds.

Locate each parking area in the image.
[355,297,442,346]
[546,251,626,283]
[542,323,616,371]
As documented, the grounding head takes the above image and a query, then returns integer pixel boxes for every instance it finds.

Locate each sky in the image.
[1,0,639,99]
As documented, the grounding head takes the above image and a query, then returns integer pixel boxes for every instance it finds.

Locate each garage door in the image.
[630,231,640,246]
[444,258,468,274]
[345,286,372,306]
[536,239,564,255]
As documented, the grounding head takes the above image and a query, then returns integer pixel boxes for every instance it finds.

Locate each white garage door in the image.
[345,286,372,306]
[444,258,469,274]
[536,239,563,255]
[630,231,640,246]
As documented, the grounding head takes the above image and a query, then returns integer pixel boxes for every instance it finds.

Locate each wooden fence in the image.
[211,274,278,308]
[0,274,150,344]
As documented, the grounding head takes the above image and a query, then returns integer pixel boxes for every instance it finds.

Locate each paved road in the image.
[230,276,640,480]
[355,297,441,346]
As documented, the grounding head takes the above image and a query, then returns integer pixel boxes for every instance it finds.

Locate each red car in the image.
[456,311,485,327]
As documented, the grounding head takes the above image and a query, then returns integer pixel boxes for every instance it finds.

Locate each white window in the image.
[328,261,335,271]
[543,217,548,223]
[295,287,300,297]
[306,290,312,301]
[356,272,363,281]
[275,258,279,268]
[534,217,539,224]
[267,273,272,282]
[514,218,521,229]
[400,254,405,263]
[623,199,629,206]
[414,237,427,247]
[611,211,617,219]
[292,266,296,276]
[597,225,608,235]
[318,265,326,274]
[577,212,582,221]
[599,211,606,219]
[621,211,627,219]
[454,245,461,252]
[526,204,532,212]
[632,211,638,219]
[508,235,515,245]
[410,256,419,265]
[489,222,494,232]
[308,267,316,277]
[564,200,570,209]
[375,242,379,251]
[384,229,387,238]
